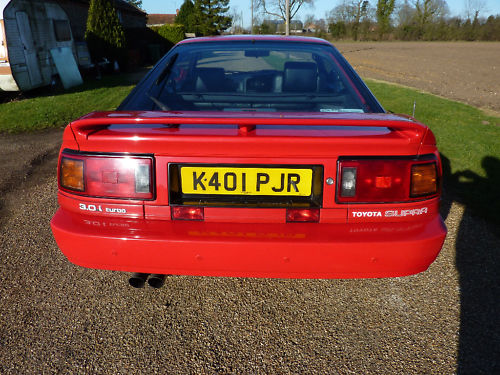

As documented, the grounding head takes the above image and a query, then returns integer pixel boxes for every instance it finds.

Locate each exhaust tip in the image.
[147,274,166,289]
[128,273,149,288]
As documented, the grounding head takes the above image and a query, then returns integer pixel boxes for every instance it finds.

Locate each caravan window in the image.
[53,20,71,42]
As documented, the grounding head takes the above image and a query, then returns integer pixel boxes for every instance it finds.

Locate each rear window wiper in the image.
[148,95,170,111]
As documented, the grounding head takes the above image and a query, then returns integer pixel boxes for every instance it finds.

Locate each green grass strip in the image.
[0,75,135,133]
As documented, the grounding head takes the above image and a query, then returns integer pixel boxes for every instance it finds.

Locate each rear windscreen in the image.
[120,41,383,114]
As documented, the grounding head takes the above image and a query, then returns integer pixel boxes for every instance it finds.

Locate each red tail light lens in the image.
[172,206,204,221]
[59,152,153,199]
[286,208,320,223]
[337,158,438,203]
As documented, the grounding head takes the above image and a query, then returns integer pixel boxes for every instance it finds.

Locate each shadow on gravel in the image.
[440,155,500,374]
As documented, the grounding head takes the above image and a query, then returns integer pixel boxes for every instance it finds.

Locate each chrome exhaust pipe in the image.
[147,274,166,289]
[128,273,150,288]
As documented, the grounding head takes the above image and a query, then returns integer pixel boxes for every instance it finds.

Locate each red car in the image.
[51,36,446,287]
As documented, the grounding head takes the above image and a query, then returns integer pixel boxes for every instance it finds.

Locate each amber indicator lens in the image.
[411,163,437,197]
[61,157,84,191]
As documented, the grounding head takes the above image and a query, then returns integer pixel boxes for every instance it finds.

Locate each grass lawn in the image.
[0,75,498,229]
[0,73,137,133]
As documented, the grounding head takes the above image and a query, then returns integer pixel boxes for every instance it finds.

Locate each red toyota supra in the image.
[51,36,446,287]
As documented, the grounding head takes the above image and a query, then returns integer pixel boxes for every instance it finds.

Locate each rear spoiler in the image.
[69,111,429,139]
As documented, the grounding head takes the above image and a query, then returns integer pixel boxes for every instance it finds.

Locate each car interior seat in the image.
[195,67,226,92]
[282,61,318,92]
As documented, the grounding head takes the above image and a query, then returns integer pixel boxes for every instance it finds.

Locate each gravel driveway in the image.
[0,129,498,374]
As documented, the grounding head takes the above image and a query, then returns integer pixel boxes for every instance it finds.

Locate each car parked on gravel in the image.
[51,36,446,288]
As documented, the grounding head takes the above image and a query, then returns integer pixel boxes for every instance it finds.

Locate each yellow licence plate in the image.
[180,166,313,196]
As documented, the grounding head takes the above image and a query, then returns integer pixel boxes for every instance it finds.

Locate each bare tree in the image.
[464,0,486,20]
[327,0,371,40]
[230,7,244,34]
[414,0,449,28]
[396,0,416,26]
[258,0,314,24]
[327,0,357,24]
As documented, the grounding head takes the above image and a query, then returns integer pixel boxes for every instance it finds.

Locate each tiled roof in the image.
[147,14,176,25]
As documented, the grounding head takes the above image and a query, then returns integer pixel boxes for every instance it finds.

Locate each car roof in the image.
[177,35,332,46]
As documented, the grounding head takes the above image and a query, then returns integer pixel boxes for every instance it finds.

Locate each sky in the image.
[142,0,500,28]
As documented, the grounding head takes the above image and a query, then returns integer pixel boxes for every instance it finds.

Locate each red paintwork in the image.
[50,111,447,278]
[51,209,445,278]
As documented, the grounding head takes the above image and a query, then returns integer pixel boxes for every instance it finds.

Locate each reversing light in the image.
[341,167,357,197]
[172,206,204,221]
[61,157,84,191]
[411,163,437,197]
[286,208,320,223]
[135,164,151,193]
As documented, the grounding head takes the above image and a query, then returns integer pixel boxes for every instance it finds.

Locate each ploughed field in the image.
[336,41,500,114]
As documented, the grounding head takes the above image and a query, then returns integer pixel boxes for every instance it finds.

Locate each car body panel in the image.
[51,208,446,279]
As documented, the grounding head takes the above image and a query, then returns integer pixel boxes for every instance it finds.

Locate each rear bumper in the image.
[51,209,446,279]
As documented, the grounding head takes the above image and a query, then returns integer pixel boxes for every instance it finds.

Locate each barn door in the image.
[16,11,42,86]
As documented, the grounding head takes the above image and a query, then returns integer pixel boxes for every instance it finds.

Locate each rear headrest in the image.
[195,67,226,91]
[283,61,317,92]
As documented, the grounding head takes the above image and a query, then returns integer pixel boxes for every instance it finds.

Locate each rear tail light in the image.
[172,206,204,221]
[286,208,320,223]
[59,151,153,199]
[337,157,439,203]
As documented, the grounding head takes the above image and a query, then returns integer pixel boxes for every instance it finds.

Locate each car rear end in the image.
[51,112,446,279]
[51,37,446,279]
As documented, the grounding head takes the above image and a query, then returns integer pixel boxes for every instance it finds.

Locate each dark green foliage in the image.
[152,24,186,45]
[85,0,126,64]
[175,0,196,32]
[480,15,500,40]
[258,21,276,34]
[124,27,174,64]
[174,0,231,36]
[193,0,232,36]
[376,0,395,38]
[330,22,347,39]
